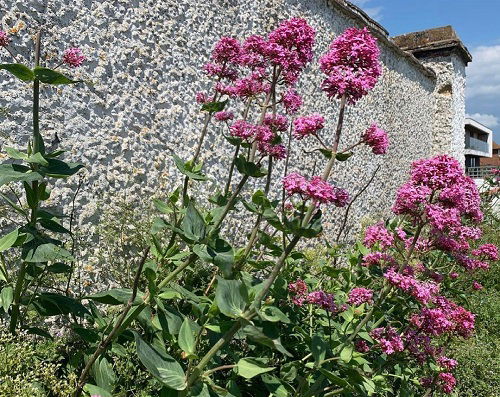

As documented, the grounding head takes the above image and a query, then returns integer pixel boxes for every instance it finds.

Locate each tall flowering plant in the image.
[0,19,495,397]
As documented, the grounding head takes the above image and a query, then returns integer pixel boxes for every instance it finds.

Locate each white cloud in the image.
[466,113,499,128]
[349,0,383,21]
[466,45,500,98]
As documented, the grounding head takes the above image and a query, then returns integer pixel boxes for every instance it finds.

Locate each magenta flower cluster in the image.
[362,124,389,154]
[229,120,286,159]
[384,267,439,304]
[0,30,9,47]
[283,173,349,206]
[363,222,394,250]
[288,279,346,313]
[347,287,373,305]
[319,27,382,104]
[63,47,86,68]
[370,326,404,355]
[292,114,325,140]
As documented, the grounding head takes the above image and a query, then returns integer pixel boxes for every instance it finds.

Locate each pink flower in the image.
[437,356,458,370]
[411,155,464,190]
[254,125,273,144]
[472,244,499,261]
[264,113,289,132]
[204,63,238,80]
[362,124,389,154]
[332,187,350,207]
[0,30,9,47]
[283,173,309,195]
[364,222,394,250]
[392,182,431,216]
[425,204,461,231]
[214,111,234,122]
[319,27,381,104]
[258,142,287,160]
[370,327,404,355]
[347,287,373,305]
[362,252,396,267]
[472,281,483,290]
[449,272,459,279]
[307,290,337,312]
[438,372,457,394]
[62,47,86,68]
[231,72,269,97]
[288,279,308,306]
[211,37,241,64]
[196,92,209,104]
[355,339,370,353]
[384,268,439,304]
[282,89,303,114]
[293,114,325,140]
[306,177,336,204]
[230,120,255,140]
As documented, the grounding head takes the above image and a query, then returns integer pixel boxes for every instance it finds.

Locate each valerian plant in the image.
[0,19,497,397]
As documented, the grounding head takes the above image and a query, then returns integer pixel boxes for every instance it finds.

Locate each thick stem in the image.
[8,262,27,334]
[223,143,240,196]
[73,248,149,397]
[33,31,44,155]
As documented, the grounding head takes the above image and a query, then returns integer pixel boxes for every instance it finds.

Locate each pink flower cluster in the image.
[362,252,396,267]
[363,222,394,250]
[438,372,457,394]
[472,243,499,261]
[264,113,288,132]
[292,114,325,140]
[229,119,286,159]
[370,327,404,355]
[384,267,439,304]
[347,287,373,305]
[288,279,308,306]
[437,356,458,370]
[0,30,9,47]
[282,89,303,114]
[362,124,389,154]
[214,111,234,122]
[63,47,86,68]
[319,27,381,104]
[283,173,349,206]
[410,296,475,338]
[355,339,370,353]
[288,279,343,313]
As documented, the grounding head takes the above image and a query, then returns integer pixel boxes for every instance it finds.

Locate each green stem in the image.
[8,262,27,334]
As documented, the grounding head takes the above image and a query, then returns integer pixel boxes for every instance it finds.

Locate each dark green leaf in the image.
[39,218,71,234]
[235,155,267,178]
[33,66,82,85]
[25,327,53,339]
[311,335,327,366]
[0,63,34,81]
[83,384,112,397]
[173,155,208,181]
[243,325,292,357]
[23,243,74,263]
[261,374,289,397]
[193,239,234,278]
[46,262,72,274]
[336,152,353,161]
[0,228,19,252]
[178,318,196,356]
[85,288,143,305]
[318,368,351,388]
[31,293,89,317]
[236,357,274,379]
[72,325,99,343]
[201,100,228,113]
[134,332,186,390]
[215,277,248,319]
[319,148,332,159]
[0,164,42,187]
[182,202,206,242]
[39,158,84,178]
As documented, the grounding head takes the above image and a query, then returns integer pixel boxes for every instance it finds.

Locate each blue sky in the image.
[351,0,500,142]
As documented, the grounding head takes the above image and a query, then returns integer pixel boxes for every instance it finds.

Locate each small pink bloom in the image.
[0,30,9,47]
[355,339,370,353]
[196,92,209,104]
[362,124,389,154]
[282,89,303,113]
[347,288,373,305]
[472,281,483,290]
[63,47,86,68]
[293,114,325,140]
[214,111,234,122]
[364,222,394,250]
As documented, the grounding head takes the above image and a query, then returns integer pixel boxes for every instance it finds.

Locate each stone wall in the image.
[0,0,467,275]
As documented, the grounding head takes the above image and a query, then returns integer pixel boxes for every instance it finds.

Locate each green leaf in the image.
[134,332,186,390]
[193,239,234,278]
[72,325,99,343]
[0,228,19,252]
[215,277,249,319]
[0,286,13,312]
[243,325,292,357]
[311,335,327,366]
[39,158,84,178]
[182,202,206,242]
[0,164,42,187]
[85,288,143,305]
[39,218,71,234]
[236,358,275,379]
[23,243,74,263]
[178,318,196,356]
[340,344,354,363]
[154,199,174,214]
[33,66,82,85]
[83,384,112,397]
[258,306,290,324]
[31,293,89,317]
[93,357,116,393]
[319,148,332,159]
[46,262,72,274]
[235,155,267,178]
[336,152,353,161]
[26,327,53,339]
[158,289,182,300]
[201,100,228,113]
[318,368,351,388]
[0,63,34,81]
[173,155,208,181]
[261,374,289,397]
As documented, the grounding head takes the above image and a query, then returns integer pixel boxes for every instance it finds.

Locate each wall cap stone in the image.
[391,26,472,65]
